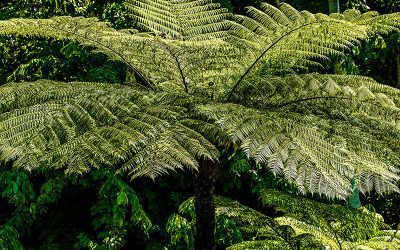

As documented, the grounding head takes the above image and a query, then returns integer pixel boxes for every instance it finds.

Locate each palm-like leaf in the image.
[196,74,400,198]
[124,0,232,40]
[0,80,218,178]
[225,3,400,98]
[0,16,242,92]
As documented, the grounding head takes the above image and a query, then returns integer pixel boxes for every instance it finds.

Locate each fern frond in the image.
[227,3,400,75]
[195,92,400,198]
[260,189,389,240]
[223,191,399,250]
[124,0,231,40]
[0,80,219,178]
[335,9,400,34]
[0,16,243,93]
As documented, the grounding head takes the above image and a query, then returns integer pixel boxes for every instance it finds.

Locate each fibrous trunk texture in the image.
[194,158,218,250]
[396,45,400,88]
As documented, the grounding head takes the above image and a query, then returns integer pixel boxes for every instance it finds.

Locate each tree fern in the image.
[2,2,400,94]
[0,1,400,249]
[0,0,398,198]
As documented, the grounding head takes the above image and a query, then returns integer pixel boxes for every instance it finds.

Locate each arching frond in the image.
[237,74,400,180]
[124,0,232,40]
[195,74,400,198]
[0,80,219,178]
[227,3,400,75]
[0,16,243,93]
[260,189,389,241]
[224,191,400,250]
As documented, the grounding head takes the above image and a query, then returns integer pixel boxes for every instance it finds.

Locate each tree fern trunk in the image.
[328,0,340,14]
[396,44,400,88]
[393,6,400,88]
[194,159,217,250]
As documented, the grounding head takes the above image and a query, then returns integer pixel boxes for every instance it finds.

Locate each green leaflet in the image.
[167,193,400,250]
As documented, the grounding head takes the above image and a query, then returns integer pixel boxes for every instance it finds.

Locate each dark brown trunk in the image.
[394,4,400,88]
[194,158,218,250]
[396,44,400,88]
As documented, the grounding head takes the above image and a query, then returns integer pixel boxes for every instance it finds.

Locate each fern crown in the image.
[0,1,399,199]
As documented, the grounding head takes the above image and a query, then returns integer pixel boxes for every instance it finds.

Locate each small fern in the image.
[166,193,400,250]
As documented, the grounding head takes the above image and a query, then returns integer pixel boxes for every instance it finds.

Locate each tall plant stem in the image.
[194,158,218,250]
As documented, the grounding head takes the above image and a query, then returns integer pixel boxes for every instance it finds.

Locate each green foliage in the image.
[341,33,400,87]
[0,1,400,249]
[166,192,400,249]
[0,0,134,22]
[0,166,157,249]
[166,213,194,249]
[260,189,389,241]
[0,0,133,87]
[0,170,35,206]
[74,170,152,250]
[0,225,23,250]
[218,151,252,192]
[345,0,370,12]
[368,0,400,13]
[0,38,127,85]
